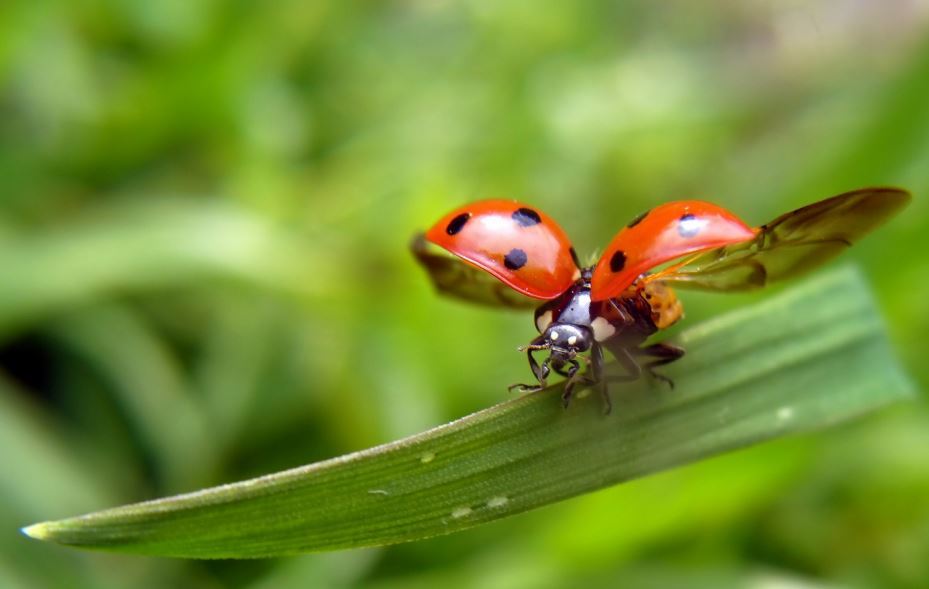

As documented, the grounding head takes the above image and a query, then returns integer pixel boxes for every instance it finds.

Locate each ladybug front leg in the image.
[589,342,611,414]
[560,358,584,408]
[562,343,608,412]
[508,335,551,393]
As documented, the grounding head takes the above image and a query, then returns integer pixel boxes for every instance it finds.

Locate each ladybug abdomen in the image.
[588,292,658,344]
[641,281,683,330]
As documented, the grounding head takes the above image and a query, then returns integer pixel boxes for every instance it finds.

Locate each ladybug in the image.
[413,188,910,413]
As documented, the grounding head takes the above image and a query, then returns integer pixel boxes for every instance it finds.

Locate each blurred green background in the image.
[2,1,929,588]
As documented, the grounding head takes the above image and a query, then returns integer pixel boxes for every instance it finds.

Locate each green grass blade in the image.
[22,266,913,558]
[0,198,335,340]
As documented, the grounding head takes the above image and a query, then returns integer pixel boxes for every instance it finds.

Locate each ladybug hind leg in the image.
[602,344,643,396]
[632,342,685,389]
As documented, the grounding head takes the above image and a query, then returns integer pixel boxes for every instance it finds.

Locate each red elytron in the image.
[413,188,910,413]
[424,200,580,299]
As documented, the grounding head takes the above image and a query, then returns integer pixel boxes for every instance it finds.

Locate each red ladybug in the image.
[413,188,909,413]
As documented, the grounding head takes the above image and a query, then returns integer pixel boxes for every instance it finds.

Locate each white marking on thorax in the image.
[567,335,577,346]
[535,310,553,333]
[591,316,616,342]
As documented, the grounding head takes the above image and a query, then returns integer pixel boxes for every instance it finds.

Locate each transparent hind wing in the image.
[658,187,911,291]
[411,234,540,309]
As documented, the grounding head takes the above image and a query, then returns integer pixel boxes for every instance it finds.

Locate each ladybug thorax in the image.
[534,271,674,349]
[530,278,593,354]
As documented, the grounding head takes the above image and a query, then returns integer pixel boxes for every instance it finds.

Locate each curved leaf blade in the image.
[22,266,913,558]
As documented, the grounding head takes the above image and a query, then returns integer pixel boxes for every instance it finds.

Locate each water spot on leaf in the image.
[486,496,509,508]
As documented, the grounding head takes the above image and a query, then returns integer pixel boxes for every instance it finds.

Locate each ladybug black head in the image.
[543,323,592,358]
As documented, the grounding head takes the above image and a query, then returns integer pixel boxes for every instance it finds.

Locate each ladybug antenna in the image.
[517,341,551,353]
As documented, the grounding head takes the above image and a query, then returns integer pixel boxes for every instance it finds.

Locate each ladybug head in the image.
[543,323,592,359]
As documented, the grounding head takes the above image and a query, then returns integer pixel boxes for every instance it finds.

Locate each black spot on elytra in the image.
[569,247,580,268]
[609,250,626,273]
[446,212,471,235]
[677,213,701,238]
[504,248,528,270]
[627,209,649,228]
[512,208,541,227]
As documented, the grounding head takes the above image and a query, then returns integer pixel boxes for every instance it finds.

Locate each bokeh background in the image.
[3,1,929,588]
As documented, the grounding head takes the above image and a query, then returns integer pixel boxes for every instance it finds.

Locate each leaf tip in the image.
[21,522,53,541]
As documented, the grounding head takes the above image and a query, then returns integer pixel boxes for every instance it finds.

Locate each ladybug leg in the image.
[507,359,550,393]
[552,361,574,378]
[602,341,644,382]
[633,342,685,389]
[525,343,552,388]
[588,342,612,415]
[561,359,584,408]
[601,342,669,404]
[508,336,551,393]
[562,344,610,412]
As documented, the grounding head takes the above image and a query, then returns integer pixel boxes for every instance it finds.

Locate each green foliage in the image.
[2,2,928,588]
[23,268,913,557]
